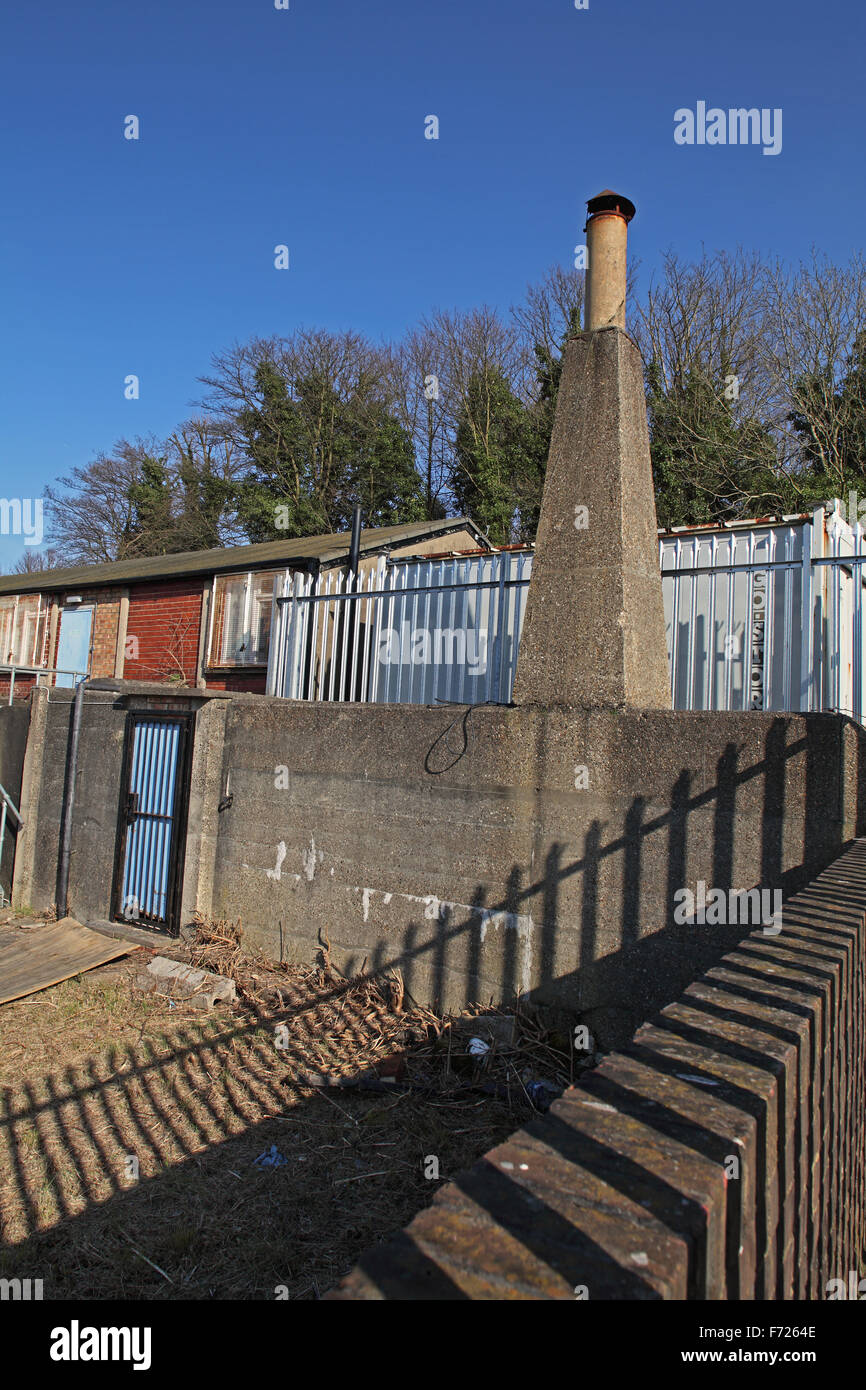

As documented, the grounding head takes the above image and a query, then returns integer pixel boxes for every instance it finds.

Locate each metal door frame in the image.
[111,710,194,934]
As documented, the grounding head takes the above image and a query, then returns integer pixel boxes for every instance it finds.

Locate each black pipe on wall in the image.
[348,506,362,575]
[56,677,87,916]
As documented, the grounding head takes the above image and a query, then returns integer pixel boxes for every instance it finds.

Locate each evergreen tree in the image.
[453,368,542,543]
[173,438,237,552]
[646,360,780,527]
[235,360,423,540]
[126,455,175,555]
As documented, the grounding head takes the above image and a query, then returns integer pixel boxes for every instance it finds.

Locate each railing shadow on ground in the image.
[0,975,525,1299]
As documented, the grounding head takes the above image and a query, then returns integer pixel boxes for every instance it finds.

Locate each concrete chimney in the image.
[583,190,635,332]
[511,187,671,710]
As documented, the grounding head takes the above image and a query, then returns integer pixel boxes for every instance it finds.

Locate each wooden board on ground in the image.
[0,917,140,1006]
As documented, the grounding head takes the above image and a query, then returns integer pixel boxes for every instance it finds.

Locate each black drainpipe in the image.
[348,505,362,576]
[346,507,362,698]
[56,677,87,917]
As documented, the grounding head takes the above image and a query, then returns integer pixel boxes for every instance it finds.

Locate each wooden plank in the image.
[0,917,140,1006]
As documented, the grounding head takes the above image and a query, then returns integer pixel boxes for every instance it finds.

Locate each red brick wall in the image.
[124,581,203,684]
[85,589,124,678]
[0,674,38,702]
[48,589,124,678]
[204,670,268,694]
[0,589,123,700]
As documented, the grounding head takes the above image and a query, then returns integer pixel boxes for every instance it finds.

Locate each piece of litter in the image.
[500,1161,515,1170]
[253,1145,288,1168]
[630,1252,649,1267]
[525,1079,563,1111]
[675,1074,719,1086]
[468,1037,490,1056]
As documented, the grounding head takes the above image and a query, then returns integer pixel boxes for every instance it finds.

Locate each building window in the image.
[208,571,286,667]
[0,595,48,667]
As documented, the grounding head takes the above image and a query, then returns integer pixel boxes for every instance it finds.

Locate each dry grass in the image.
[0,915,581,1300]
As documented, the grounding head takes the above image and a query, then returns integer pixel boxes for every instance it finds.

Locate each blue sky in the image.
[1,0,863,568]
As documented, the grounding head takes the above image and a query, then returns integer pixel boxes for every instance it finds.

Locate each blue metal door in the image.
[115,715,191,930]
[55,607,92,687]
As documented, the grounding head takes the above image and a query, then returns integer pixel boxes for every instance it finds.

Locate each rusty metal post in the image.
[584,190,635,332]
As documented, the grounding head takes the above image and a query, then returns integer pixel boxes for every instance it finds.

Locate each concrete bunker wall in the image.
[10,686,866,1048]
[207,694,866,1047]
[11,686,212,924]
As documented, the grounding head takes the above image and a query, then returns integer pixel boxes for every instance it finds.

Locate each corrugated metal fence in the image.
[266,505,866,718]
[660,506,866,719]
[267,552,531,705]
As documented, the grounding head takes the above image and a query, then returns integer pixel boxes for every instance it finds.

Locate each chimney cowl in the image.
[585,189,636,224]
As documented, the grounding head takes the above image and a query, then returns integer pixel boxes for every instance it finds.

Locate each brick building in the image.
[0,518,487,699]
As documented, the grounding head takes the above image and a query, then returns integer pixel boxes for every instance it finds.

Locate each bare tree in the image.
[634,247,770,403]
[169,417,248,549]
[761,250,866,499]
[44,423,248,565]
[385,324,453,517]
[44,443,144,564]
[13,547,64,574]
[416,306,531,519]
[630,248,787,517]
[200,329,392,424]
[511,262,585,366]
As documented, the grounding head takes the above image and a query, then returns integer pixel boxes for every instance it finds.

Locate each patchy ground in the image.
[0,916,578,1300]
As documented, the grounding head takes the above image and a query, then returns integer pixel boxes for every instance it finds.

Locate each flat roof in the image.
[0,518,488,596]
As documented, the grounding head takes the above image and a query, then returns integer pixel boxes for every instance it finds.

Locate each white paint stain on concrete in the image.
[266,842,287,882]
[263,859,534,996]
[477,906,535,996]
[352,884,535,996]
[301,838,323,882]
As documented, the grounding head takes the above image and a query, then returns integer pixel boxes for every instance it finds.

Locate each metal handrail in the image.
[0,781,22,827]
[0,663,87,705]
[0,779,23,907]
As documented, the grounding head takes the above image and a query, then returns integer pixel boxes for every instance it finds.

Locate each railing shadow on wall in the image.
[325,715,863,1034]
[4,714,863,1299]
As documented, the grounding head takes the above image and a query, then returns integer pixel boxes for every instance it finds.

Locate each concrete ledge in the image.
[327,840,866,1300]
